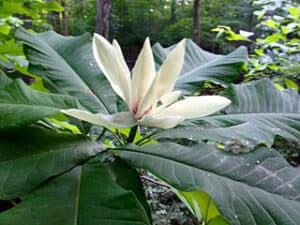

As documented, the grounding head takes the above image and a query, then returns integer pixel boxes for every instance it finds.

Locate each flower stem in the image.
[135,129,161,146]
[127,125,138,143]
[96,128,107,141]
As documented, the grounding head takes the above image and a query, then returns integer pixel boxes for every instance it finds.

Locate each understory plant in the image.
[0,28,299,225]
[212,0,300,89]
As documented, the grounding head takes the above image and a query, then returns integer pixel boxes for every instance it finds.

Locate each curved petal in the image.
[137,39,186,117]
[61,109,137,128]
[93,34,131,104]
[160,91,182,106]
[157,96,231,119]
[140,114,184,129]
[150,91,182,114]
[155,39,186,96]
[131,37,156,109]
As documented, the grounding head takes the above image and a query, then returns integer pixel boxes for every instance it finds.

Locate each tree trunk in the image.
[46,0,60,32]
[95,0,112,39]
[193,0,200,45]
[61,0,69,35]
[170,0,176,24]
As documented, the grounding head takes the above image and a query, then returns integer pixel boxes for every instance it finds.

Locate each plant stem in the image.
[135,129,161,145]
[140,175,169,188]
[163,201,176,225]
[127,125,138,143]
[96,128,107,141]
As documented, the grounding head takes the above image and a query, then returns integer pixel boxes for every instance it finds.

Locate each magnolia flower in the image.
[61,34,231,129]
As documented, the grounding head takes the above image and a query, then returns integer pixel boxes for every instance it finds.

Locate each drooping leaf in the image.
[0,126,104,200]
[153,79,300,148]
[152,39,247,93]
[15,29,117,114]
[0,79,81,129]
[173,189,223,224]
[109,159,152,221]
[0,159,151,225]
[115,142,300,225]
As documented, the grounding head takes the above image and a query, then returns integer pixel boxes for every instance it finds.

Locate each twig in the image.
[163,201,176,225]
[140,175,169,188]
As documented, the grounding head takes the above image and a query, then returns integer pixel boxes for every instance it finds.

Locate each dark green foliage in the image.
[116,142,300,225]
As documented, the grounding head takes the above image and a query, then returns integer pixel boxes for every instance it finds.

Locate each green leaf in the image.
[0,69,11,88]
[32,1,64,12]
[254,48,263,56]
[265,33,285,43]
[0,39,23,56]
[0,23,10,35]
[0,79,81,129]
[274,83,285,90]
[285,78,298,91]
[263,19,279,29]
[0,126,104,200]
[207,216,230,225]
[0,159,151,225]
[153,39,247,93]
[116,142,300,225]
[0,1,29,17]
[153,79,300,149]
[15,29,117,114]
[289,7,300,19]
[173,189,223,223]
[110,159,152,220]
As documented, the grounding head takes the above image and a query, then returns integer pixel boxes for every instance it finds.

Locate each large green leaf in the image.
[0,159,151,225]
[0,126,104,200]
[115,142,300,225]
[152,39,247,93]
[0,69,11,89]
[15,29,116,113]
[110,159,152,220]
[0,79,81,129]
[153,79,300,148]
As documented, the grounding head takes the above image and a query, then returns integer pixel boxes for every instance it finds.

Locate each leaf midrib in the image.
[22,30,111,114]
[74,166,82,225]
[114,146,299,202]
[207,112,300,117]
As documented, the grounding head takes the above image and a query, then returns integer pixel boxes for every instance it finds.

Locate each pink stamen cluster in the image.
[131,102,151,120]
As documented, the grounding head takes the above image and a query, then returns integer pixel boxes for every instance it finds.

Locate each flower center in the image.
[131,102,138,114]
[131,102,151,120]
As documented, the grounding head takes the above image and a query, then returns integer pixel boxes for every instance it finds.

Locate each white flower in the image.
[61,34,231,129]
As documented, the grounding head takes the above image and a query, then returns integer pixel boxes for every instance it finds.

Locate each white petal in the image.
[131,37,156,108]
[137,39,186,117]
[61,109,137,128]
[155,39,186,96]
[150,91,182,114]
[160,91,182,106]
[157,96,231,118]
[112,39,131,83]
[140,114,184,129]
[93,34,131,103]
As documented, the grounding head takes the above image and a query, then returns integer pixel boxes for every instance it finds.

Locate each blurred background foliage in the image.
[66,0,255,53]
[1,0,298,80]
